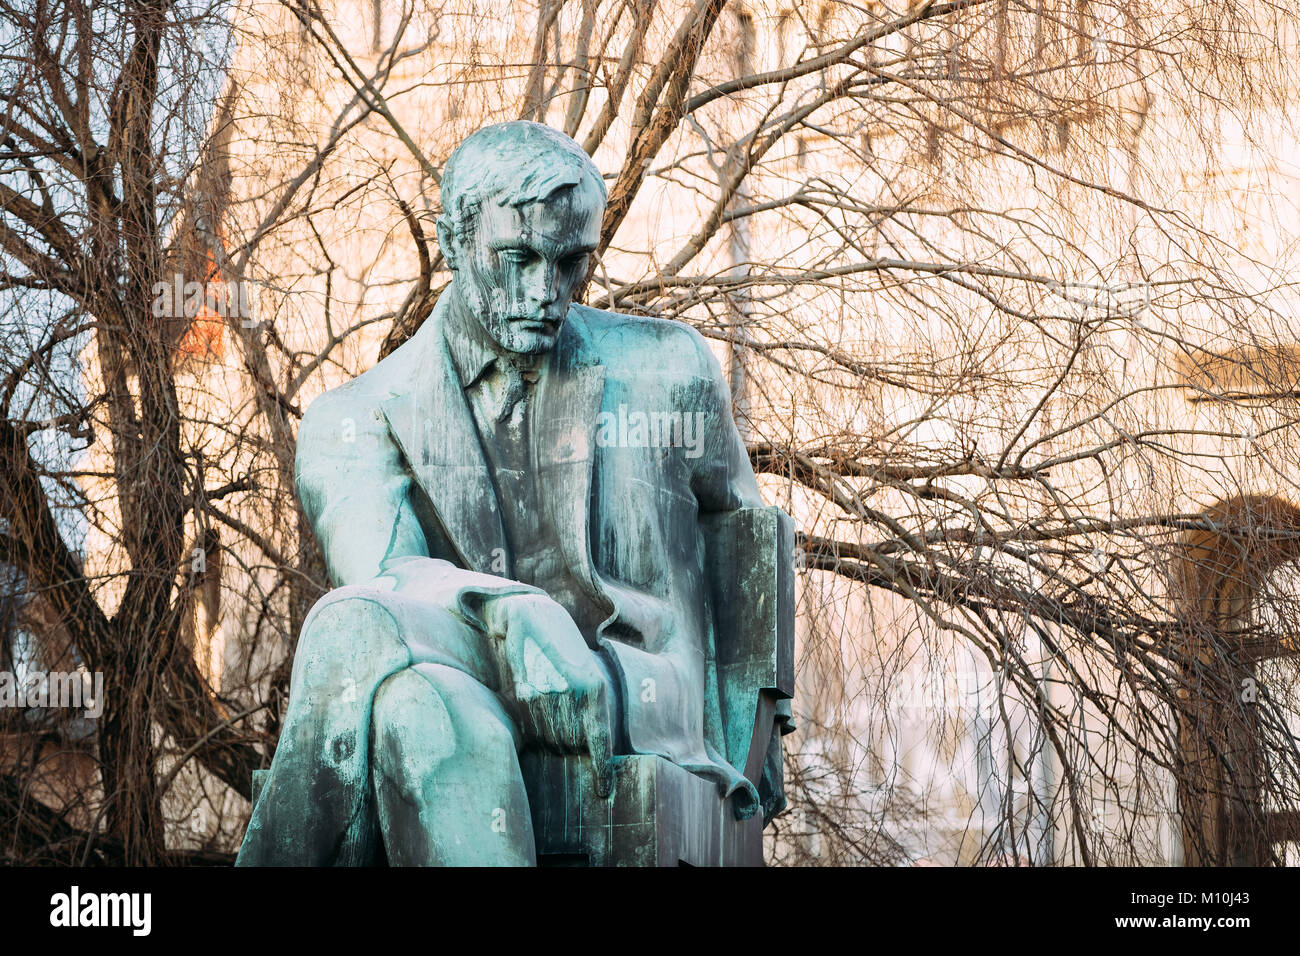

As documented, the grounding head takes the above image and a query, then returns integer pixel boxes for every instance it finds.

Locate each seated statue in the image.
[236,121,793,866]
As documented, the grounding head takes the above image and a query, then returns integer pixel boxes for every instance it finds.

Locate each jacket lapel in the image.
[379,295,507,575]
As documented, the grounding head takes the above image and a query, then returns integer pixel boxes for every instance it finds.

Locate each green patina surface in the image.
[236,122,793,867]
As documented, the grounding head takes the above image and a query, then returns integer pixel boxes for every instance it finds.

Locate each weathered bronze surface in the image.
[236,122,793,866]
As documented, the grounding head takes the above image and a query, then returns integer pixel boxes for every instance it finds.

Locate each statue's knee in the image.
[372,666,516,770]
[372,670,457,774]
[298,587,403,661]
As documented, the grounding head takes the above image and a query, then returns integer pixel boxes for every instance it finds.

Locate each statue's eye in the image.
[497,249,532,264]
[562,254,588,270]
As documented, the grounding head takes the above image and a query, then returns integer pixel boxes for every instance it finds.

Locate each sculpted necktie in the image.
[496,360,540,423]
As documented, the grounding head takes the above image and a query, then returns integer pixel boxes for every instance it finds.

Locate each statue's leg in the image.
[371,663,535,866]
[236,586,488,866]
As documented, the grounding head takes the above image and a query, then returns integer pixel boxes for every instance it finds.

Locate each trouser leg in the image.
[236,587,489,866]
[371,663,535,866]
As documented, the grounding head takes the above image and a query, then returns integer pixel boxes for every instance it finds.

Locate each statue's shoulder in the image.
[569,304,718,379]
[305,317,435,418]
[298,322,431,452]
[298,368,380,437]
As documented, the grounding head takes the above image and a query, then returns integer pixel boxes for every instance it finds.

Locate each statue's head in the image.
[437,121,607,355]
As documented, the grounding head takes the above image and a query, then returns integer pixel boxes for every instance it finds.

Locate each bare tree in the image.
[4,0,1300,865]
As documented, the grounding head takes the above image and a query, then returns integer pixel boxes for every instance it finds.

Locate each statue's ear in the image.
[435,215,460,271]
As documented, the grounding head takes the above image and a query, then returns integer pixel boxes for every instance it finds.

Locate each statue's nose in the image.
[527,261,558,307]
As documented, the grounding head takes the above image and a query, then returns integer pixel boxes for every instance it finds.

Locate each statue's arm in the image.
[685,329,794,824]
[294,386,432,587]
[685,330,765,514]
[293,388,592,702]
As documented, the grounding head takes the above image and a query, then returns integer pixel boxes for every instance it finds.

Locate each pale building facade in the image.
[77,0,1300,861]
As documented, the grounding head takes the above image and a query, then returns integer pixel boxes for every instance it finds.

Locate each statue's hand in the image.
[482,593,615,798]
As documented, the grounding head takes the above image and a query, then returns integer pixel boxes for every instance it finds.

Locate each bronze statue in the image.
[237,121,792,866]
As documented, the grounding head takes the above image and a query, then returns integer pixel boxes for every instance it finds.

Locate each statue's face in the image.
[443,181,603,355]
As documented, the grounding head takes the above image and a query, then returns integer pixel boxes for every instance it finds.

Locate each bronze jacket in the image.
[294,291,792,821]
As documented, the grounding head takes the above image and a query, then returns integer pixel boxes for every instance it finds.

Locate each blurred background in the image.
[3,0,1300,865]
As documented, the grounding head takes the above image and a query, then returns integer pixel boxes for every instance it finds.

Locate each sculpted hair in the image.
[438,121,607,236]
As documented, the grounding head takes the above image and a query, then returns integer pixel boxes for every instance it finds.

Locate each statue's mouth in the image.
[509,315,562,331]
